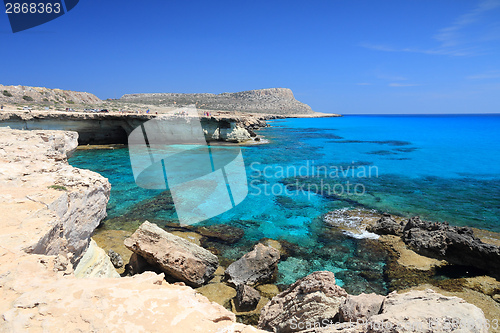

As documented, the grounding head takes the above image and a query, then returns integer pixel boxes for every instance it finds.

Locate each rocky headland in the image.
[119,88,332,116]
[1,84,340,145]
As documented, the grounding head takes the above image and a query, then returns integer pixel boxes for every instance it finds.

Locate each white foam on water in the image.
[343,230,380,240]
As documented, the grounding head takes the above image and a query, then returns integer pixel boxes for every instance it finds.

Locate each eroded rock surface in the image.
[120,88,316,115]
[225,243,280,286]
[367,214,403,236]
[0,128,110,264]
[368,289,487,333]
[124,221,219,287]
[258,271,348,333]
[402,217,500,279]
[235,284,261,312]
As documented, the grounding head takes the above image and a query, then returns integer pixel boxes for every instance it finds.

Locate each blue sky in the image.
[1,0,500,114]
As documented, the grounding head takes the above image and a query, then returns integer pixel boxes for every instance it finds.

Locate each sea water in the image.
[69,114,500,293]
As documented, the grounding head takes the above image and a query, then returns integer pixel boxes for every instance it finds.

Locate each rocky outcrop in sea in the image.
[368,215,500,280]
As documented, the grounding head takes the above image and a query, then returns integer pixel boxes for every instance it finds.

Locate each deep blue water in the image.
[69,114,500,292]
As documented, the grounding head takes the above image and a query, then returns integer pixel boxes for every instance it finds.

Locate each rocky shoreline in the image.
[0,128,264,332]
[1,128,499,332]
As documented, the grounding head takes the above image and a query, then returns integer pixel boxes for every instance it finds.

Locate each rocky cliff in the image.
[0,110,267,144]
[0,84,102,105]
[0,128,110,263]
[0,128,265,333]
[120,88,315,115]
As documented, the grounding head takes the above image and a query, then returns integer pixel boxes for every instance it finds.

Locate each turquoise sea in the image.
[69,114,500,294]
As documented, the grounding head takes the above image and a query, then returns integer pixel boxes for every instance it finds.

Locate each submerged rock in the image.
[124,221,219,287]
[107,249,124,268]
[235,284,261,312]
[197,224,245,244]
[258,271,348,333]
[402,217,500,279]
[256,284,281,299]
[196,283,237,310]
[225,243,280,286]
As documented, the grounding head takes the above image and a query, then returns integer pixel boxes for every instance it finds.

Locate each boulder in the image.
[124,221,219,287]
[225,243,280,286]
[367,289,487,333]
[258,271,348,333]
[367,214,403,236]
[339,293,385,322]
[235,284,261,312]
[402,217,500,279]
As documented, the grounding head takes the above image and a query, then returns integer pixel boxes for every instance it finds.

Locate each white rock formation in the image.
[74,239,120,278]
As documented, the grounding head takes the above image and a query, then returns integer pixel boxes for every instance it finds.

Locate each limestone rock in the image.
[224,126,251,143]
[368,214,403,236]
[124,221,219,287]
[225,243,280,286]
[119,88,315,115]
[402,217,500,279]
[0,128,110,265]
[368,289,487,333]
[107,249,123,268]
[258,271,348,333]
[0,84,101,105]
[235,284,261,312]
[0,128,266,333]
[74,239,120,278]
[339,293,385,322]
[0,109,270,145]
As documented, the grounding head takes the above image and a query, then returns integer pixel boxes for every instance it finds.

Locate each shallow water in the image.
[69,114,500,293]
